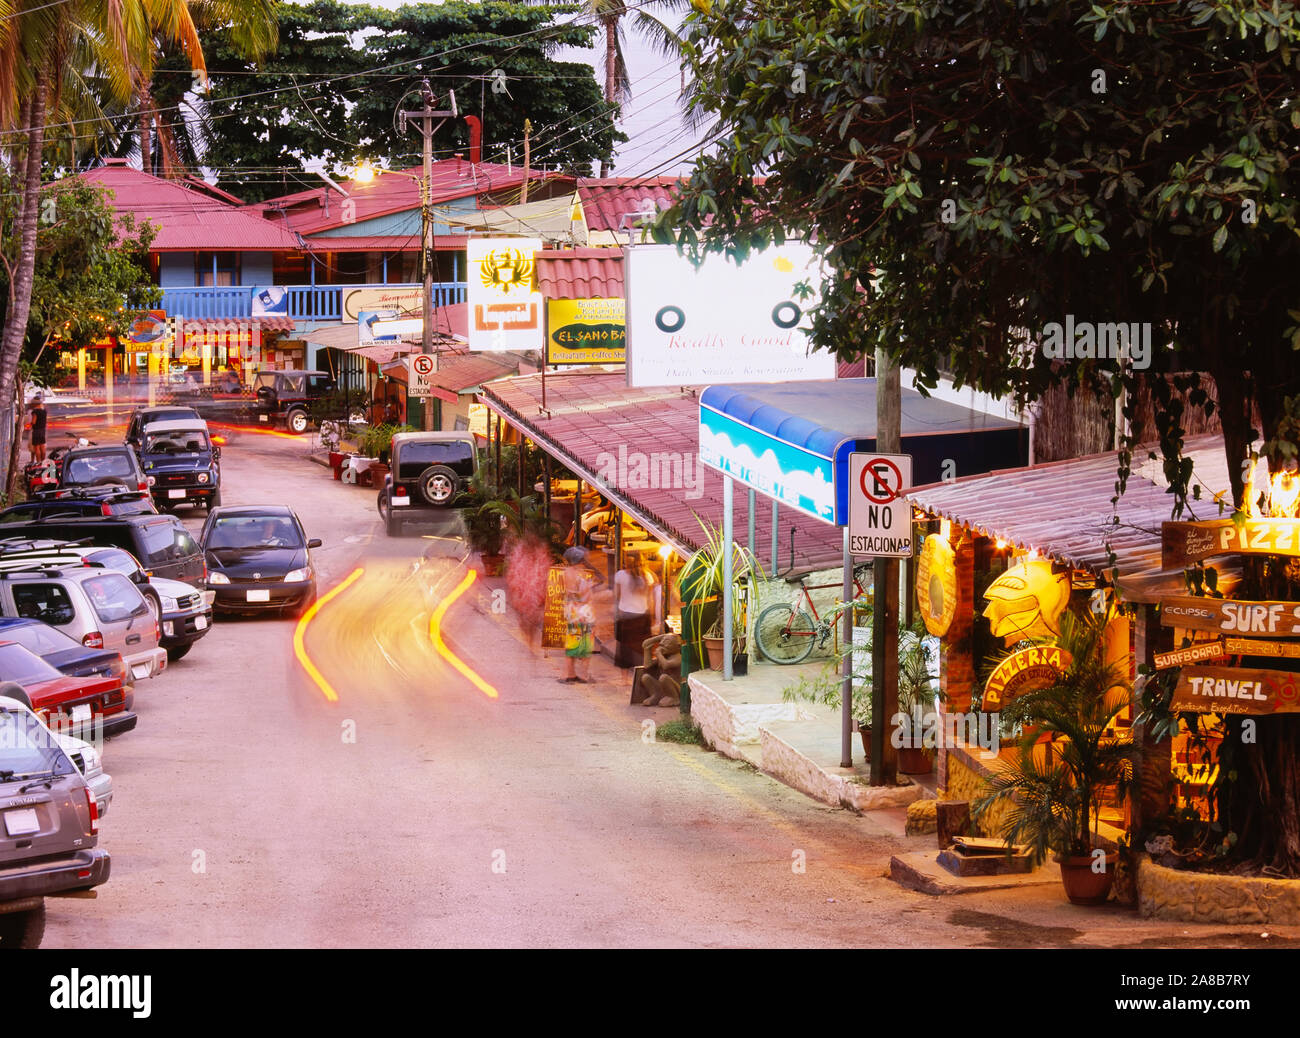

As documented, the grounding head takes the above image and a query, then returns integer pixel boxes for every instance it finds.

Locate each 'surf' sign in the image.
[983,646,1073,708]
[1160,597,1300,638]
[1153,640,1226,670]
[1162,518,1300,568]
[1171,665,1300,715]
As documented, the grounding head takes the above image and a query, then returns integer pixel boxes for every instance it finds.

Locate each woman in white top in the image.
[613,552,660,668]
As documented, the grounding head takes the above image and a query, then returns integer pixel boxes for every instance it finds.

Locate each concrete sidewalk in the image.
[687,662,928,815]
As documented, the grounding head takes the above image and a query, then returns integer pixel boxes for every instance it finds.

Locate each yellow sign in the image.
[984,645,1074,708]
[983,559,1071,643]
[915,534,957,637]
[546,298,626,365]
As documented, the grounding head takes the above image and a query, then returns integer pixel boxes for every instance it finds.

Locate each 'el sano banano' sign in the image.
[1171,665,1300,715]
[1162,518,1300,568]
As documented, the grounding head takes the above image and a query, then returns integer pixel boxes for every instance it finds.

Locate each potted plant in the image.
[895,621,946,774]
[972,608,1135,904]
[678,518,761,672]
[460,476,519,576]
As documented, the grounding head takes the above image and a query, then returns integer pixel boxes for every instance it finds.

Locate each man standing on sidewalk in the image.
[27,393,47,463]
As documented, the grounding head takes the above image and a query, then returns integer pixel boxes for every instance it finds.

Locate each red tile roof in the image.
[904,432,1235,597]
[185,316,296,334]
[534,248,624,299]
[478,369,844,568]
[577,177,682,232]
[257,160,574,236]
[379,348,519,395]
[77,161,302,252]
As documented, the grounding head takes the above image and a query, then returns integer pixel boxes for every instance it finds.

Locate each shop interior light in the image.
[995,538,1008,550]
[657,543,674,559]
[939,518,952,542]
[1269,466,1300,518]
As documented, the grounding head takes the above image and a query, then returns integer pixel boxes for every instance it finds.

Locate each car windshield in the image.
[64,453,134,483]
[0,641,63,685]
[82,574,146,623]
[1,622,80,657]
[144,430,209,453]
[0,707,73,779]
[206,515,302,550]
[87,548,142,578]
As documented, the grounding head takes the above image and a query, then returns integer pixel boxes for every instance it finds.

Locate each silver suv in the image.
[0,564,166,683]
[0,695,109,948]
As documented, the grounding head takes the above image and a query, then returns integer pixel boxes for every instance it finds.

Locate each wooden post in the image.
[871,347,901,785]
[1132,604,1173,835]
[936,801,972,848]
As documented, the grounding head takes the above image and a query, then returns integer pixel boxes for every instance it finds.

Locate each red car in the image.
[0,641,136,740]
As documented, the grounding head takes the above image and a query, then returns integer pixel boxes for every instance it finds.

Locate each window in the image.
[0,706,73,778]
[87,548,143,578]
[401,441,475,468]
[11,583,77,626]
[195,252,240,287]
[4,621,80,656]
[307,375,333,395]
[64,452,135,483]
[0,642,62,686]
[82,574,146,623]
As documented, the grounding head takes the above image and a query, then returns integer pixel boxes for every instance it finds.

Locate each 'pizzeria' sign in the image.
[983,646,1073,708]
[1162,518,1300,568]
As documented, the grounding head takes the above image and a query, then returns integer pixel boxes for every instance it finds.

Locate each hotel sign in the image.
[1171,665,1300,715]
[1162,518,1300,568]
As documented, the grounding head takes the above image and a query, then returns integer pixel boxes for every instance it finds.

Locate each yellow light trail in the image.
[429,569,499,699]
[294,566,366,703]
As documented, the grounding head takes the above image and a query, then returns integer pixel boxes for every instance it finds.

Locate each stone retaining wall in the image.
[1138,855,1300,925]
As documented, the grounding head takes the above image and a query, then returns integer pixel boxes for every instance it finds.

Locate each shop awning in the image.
[442,194,588,245]
[700,379,1028,525]
[903,432,1240,600]
[381,349,521,404]
[184,316,296,335]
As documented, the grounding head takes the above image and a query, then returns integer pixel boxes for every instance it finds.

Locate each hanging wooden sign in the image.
[1171,665,1300,715]
[1162,518,1300,568]
[983,646,1073,709]
[1160,596,1300,638]
[1153,640,1227,670]
[541,566,567,649]
[1223,637,1300,659]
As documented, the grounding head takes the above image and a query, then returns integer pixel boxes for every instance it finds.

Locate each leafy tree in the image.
[165,0,622,201]
[662,0,1300,875]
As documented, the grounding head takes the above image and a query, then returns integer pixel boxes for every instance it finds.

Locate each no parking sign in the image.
[406,354,436,398]
[848,452,914,557]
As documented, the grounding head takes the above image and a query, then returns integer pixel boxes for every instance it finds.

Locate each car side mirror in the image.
[307,538,322,549]
[212,446,221,460]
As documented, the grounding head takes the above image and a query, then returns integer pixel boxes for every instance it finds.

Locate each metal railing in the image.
[158,282,467,322]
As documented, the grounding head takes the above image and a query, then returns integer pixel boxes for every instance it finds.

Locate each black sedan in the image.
[200,505,321,617]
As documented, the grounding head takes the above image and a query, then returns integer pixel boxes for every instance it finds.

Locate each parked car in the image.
[0,617,129,684]
[0,514,205,584]
[1,489,157,522]
[56,445,148,495]
[201,505,321,616]
[0,683,112,814]
[0,543,211,663]
[377,431,479,536]
[0,692,109,948]
[125,405,202,449]
[0,642,134,740]
[0,563,166,683]
[138,419,221,512]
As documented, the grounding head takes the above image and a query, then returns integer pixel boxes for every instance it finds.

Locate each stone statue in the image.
[640,633,682,707]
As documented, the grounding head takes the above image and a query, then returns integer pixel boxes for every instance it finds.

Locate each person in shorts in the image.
[28,394,47,462]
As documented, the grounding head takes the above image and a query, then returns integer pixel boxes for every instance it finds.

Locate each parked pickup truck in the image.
[0,689,109,948]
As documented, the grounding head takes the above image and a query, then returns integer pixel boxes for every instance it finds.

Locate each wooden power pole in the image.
[871,348,901,785]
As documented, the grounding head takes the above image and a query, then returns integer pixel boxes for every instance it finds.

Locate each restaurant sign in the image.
[1162,518,1300,568]
[1160,597,1300,638]
[983,645,1073,709]
[1171,665,1300,715]
[546,298,625,365]
[541,566,567,649]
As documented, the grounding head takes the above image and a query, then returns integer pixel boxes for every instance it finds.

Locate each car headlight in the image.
[284,567,311,583]
[209,571,230,585]
[160,596,179,611]
[146,475,155,486]
[202,590,215,607]
[197,472,209,484]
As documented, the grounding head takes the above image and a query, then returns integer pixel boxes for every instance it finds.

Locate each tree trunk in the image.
[600,15,619,178]
[5,387,25,503]
[0,77,48,485]
[139,81,153,176]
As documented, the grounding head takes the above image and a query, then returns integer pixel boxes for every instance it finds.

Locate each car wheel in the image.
[377,488,390,522]
[143,588,162,626]
[167,643,192,662]
[209,488,221,509]
[0,903,46,948]
[417,465,459,507]
[287,409,309,434]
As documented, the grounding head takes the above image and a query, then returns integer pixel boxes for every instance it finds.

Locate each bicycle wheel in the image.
[755,603,818,664]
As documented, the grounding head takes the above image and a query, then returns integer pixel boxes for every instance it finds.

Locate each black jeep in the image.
[252,369,367,434]
[376,432,479,536]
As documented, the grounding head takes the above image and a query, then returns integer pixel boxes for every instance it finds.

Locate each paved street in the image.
[34,416,1300,948]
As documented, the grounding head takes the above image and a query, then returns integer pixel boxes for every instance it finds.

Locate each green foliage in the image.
[167,0,622,201]
[459,473,556,556]
[356,422,414,458]
[974,609,1137,863]
[677,516,762,647]
[666,0,1300,512]
[653,718,706,746]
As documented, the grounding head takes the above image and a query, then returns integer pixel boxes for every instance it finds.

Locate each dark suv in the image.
[138,420,221,511]
[253,369,334,434]
[125,405,202,449]
[55,445,148,495]
[376,432,479,536]
[0,514,204,584]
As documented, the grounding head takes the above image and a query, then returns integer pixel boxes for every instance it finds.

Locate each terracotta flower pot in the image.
[1057,851,1117,905]
[858,727,872,761]
[897,746,933,774]
[481,553,506,577]
[702,637,746,672]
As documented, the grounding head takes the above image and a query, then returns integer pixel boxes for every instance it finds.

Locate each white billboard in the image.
[625,243,836,387]
[467,238,544,352]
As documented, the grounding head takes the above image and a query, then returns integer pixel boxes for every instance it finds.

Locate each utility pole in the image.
[520,119,532,204]
[400,80,456,431]
[871,347,902,785]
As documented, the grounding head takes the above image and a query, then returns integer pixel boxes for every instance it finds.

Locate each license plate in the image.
[392,496,410,507]
[131,662,151,681]
[70,704,92,723]
[4,808,39,836]
[258,415,268,422]
[246,589,270,602]
[168,488,186,499]
[194,614,208,630]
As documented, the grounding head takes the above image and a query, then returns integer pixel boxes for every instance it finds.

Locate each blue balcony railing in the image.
[158,282,467,322]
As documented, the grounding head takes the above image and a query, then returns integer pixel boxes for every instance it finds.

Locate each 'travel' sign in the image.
[983,645,1074,708]
[1160,597,1300,638]
[1171,665,1300,715]
[1153,640,1227,670]
[1162,518,1300,567]
[848,453,914,557]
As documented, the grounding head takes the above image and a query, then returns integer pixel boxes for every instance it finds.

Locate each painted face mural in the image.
[982,559,1071,643]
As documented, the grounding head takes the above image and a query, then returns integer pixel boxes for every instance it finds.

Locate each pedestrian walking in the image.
[27,394,47,463]
[613,552,660,668]
[505,534,551,651]
[560,546,595,683]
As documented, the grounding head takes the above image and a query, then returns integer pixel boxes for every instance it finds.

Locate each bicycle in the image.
[755,564,873,664]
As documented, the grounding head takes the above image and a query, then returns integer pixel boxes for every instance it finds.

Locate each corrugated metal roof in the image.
[478,369,845,568]
[378,349,519,394]
[77,162,302,252]
[904,432,1235,588]
[577,177,681,232]
[185,316,296,333]
[534,248,624,299]
[301,235,469,252]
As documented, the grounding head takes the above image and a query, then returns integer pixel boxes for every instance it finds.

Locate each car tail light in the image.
[140,480,149,490]
[83,632,104,648]
[101,502,112,516]
[395,484,406,496]
[85,787,99,835]
[155,621,160,642]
